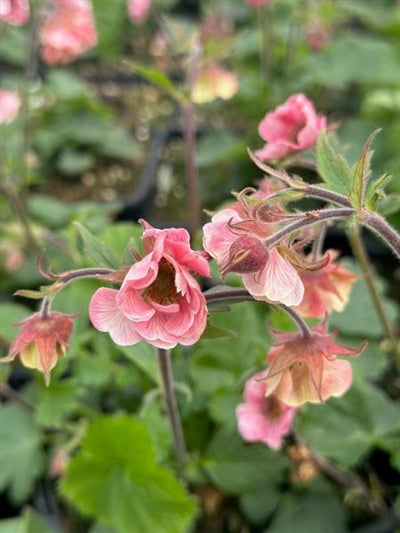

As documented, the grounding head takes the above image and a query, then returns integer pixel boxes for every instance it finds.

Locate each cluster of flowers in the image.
[2,93,366,450]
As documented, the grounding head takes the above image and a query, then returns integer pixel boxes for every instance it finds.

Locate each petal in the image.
[116,285,155,321]
[319,358,353,401]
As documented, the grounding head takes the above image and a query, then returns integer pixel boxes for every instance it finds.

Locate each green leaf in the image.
[99,127,142,160]
[98,222,142,260]
[316,131,353,196]
[57,149,95,176]
[204,429,288,495]
[269,482,347,533]
[125,61,184,102]
[138,401,172,462]
[202,320,237,339]
[0,404,45,503]
[208,390,242,430]
[117,342,159,384]
[74,222,120,269]
[61,416,196,533]
[349,130,380,212]
[35,381,79,428]
[0,303,31,343]
[365,174,393,211]
[92,0,126,60]
[240,487,280,525]
[0,507,58,533]
[296,378,400,468]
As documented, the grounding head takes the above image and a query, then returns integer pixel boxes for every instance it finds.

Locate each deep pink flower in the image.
[0,0,29,26]
[294,250,357,319]
[245,0,271,7]
[255,93,327,161]
[1,312,75,385]
[236,372,297,450]
[263,322,365,406]
[89,220,210,350]
[127,0,151,25]
[39,0,97,65]
[0,90,21,124]
[202,207,304,306]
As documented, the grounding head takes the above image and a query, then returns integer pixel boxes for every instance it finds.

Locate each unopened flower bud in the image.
[221,235,269,276]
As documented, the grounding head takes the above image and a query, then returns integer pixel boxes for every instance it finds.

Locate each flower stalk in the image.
[157,348,187,466]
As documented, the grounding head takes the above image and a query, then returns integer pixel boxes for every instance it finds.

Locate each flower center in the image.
[261,396,283,419]
[143,258,179,305]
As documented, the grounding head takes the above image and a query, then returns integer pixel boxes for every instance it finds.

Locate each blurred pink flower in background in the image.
[0,0,29,26]
[0,90,21,124]
[39,0,97,65]
[295,250,357,319]
[1,312,76,385]
[89,220,210,350]
[255,93,327,161]
[245,0,271,7]
[263,322,365,406]
[236,372,297,450]
[127,0,151,25]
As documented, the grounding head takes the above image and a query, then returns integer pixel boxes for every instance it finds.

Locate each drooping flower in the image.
[255,93,327,161]
[89,220,210,350]
[127,0,151,25]
[39,0,97,65]
[0,90,21,124]
[294,250,357,319]
[236,372,297,450]
[192,65,238,105]
[0,0,29,26]
[263,322,365,406]
[202,205,304,306]
[1,312,76,385]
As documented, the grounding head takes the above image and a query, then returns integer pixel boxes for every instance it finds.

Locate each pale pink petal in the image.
[116,285,155,321]
[122,253,158,289]
[319,359,353,400]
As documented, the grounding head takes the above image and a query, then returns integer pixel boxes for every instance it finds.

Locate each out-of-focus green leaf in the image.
[92,0,126,59]
[117,342,159,384]
[74,222,120,269]
[0,303,30,343]
[27,195,72,228]
[0,404,45,504]
[240,487,280,525]
[35,381,79,428]
[269,482,347,533]
[61,416,197,533]
[204,429,288,495]
[99,222,143,260]
[196,132,244,168]
[202,320,237,339]
[297,378,400,468]
[139,401,172,462]
[208,390,242,430]
[0,507,57,533]
[46,70,90,100]
[125,61,184,102]
[57,149,95,176]
[98,127,142,160]
[316,131,352,196]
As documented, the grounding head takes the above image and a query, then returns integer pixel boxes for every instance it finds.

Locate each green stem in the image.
[348,226,399,362]
[157,348,187,466]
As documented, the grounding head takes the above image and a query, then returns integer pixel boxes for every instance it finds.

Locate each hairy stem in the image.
[264,207,354,248]
[0,382,34,411]
[157,348,187,466]
[57,267,115,284]
[348,226,400,362]
[280,305,312,339]
[362,211,400,260]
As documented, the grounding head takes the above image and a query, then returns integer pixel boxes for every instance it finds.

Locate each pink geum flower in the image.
[0,90,21,124]
[294,250,357,319]
[255,93,327,161]
[202,207,304,306]
[89,220,210,350]
[245,0,271,7]
[39,0,97,65]
[0,0,29,26]
[127,0,151,25]
[236,371,297,450]
[1,312,75,385]
[263,322,365,406]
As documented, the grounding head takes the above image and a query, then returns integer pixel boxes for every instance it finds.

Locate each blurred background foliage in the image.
[0,0,399,532]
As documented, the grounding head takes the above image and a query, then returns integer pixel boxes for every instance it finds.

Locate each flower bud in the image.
[221,235,269,276]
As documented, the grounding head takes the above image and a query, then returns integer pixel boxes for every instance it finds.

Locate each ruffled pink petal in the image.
[254,142,291,161]
[122,252,158,289]
[319,358,353,400]
[116,285,155,321]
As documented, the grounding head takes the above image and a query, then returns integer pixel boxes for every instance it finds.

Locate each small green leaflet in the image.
[316,131,352,196]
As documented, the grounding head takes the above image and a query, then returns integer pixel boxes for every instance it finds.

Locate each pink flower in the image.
[202,207,304,306]
[255,93,327,161]
[0,90,21,124]
[127,0,151,25]
[39,0,97,65]
[0,0,29,26]
[89,220,210,350]
[245,0,271,7]
[236,372,297,449]
[263,322,365,406]
[1,312,76,385]
[294,250,357,319]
